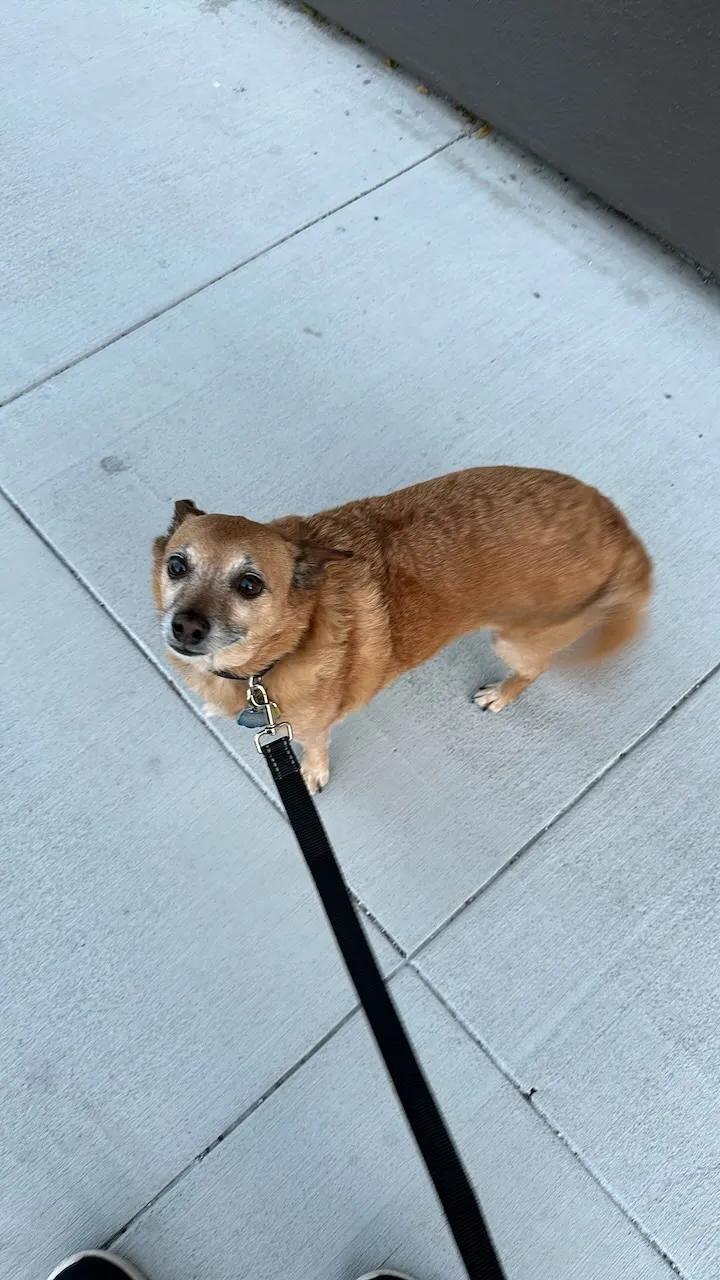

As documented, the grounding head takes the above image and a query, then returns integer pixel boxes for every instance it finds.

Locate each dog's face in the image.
[153,500,349,673]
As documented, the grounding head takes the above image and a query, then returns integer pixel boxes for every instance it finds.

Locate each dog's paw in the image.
[301,758,330,795]
[473,683,509,713]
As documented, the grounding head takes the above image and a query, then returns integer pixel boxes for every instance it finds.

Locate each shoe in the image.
[47,1253,147,1280]
[355,1273,418,1279]
[47,1256,414,1280]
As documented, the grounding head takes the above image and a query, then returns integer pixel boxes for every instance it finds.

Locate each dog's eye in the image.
[167,554,188,580]
[236,573,264,599]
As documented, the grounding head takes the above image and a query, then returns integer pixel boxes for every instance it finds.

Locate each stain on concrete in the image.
[200,0,238,13]
[100,456,128,475]
[623,285,650,306]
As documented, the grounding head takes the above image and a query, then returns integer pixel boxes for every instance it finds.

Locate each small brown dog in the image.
[153,467,651,791]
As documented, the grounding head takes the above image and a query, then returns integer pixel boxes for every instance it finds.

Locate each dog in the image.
[152,466,652,792]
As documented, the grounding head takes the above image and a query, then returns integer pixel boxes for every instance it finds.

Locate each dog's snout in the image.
[171,609,210,650]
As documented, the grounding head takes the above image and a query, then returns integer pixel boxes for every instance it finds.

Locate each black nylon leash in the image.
[259,731,507,1280]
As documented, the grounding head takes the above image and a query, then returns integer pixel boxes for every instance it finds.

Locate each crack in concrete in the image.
[411,964,687,1278]
[0,134,464,412]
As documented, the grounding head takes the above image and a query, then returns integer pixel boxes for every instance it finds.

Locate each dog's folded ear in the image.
[154,499,206,558]
[170,498,205,531]
[292,541,353,588]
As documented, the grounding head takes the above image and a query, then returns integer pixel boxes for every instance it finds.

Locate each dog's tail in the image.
[562,533,653,664]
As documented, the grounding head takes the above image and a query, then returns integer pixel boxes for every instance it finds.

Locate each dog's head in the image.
[152,499,351,673]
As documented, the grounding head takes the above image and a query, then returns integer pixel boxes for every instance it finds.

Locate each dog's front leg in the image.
[296,725,331,795]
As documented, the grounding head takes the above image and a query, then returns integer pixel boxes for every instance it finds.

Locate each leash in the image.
[240,676,507,1280]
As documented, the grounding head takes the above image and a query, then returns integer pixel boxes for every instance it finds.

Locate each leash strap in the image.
[260,734,506,1280]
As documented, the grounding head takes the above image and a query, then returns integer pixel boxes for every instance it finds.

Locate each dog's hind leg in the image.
[474,613,596,713]
[474,535,652,714]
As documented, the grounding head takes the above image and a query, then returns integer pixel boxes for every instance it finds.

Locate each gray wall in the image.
[315,0,720,277]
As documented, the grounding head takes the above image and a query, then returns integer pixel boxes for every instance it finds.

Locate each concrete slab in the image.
[418,672,720,1279]
[2,133,718,952]
[0,0,460,403]
[3,0,717,1270]
[0,499,396,1280]
[117,969,673,1280]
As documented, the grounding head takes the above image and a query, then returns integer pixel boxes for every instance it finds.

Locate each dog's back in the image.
[295,466,651,677]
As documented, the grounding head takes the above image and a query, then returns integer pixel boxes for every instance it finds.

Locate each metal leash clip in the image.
[246,675,293,754]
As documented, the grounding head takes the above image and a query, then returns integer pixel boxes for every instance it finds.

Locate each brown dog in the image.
[152,467,651,791]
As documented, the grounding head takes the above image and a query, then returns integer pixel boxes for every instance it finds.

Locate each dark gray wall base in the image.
[313,0,720,279]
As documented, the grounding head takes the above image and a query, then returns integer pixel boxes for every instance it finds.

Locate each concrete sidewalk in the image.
[2,2,719,1278]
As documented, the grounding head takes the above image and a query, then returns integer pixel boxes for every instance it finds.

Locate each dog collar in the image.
[210,662,284,731]
[210,654,292,730]
[211,659,277,683]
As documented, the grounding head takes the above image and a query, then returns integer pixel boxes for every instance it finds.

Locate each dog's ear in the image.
[292,541,353,588]
[153,499,206,559]
[169,498,205,532]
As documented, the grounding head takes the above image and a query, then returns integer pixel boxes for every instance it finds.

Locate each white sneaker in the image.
[47,1252,147,1280]
[354,1272,419,1280]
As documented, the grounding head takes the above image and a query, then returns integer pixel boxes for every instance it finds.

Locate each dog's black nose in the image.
[171,609,210,650]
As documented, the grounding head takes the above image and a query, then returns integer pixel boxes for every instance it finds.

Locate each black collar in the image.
[210,658,279,683]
